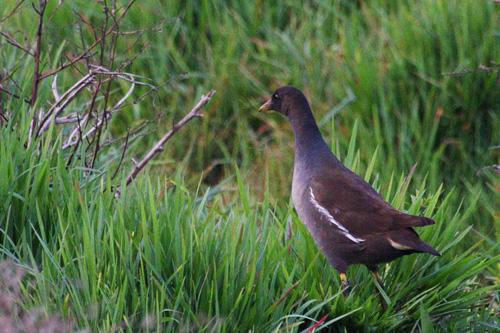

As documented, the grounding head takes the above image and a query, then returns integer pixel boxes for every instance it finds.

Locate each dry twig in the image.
[38,0,136,81]
[442,63,499,77]
[1,0,201,189]
[61,70,136,149]
[51,74,61,101]
[30,0,48,106]
[0,32,34,57]
[111,130,130,180]
[35,73,95,136]
[115,90,216,197]
[0,0,25,23]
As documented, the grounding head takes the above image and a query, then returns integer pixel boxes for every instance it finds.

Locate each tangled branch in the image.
[115,90,216,197]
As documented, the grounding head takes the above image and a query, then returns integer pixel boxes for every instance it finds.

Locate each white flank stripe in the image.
[309,187,364,243]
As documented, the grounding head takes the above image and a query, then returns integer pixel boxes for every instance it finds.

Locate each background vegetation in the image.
[0,0,498,332]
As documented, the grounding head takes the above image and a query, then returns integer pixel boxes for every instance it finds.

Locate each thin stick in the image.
[36,73,94,136]
[0,32,34,57]
[0,0,25,23]
[0,85,21,100]
[63,113,90,149]
[38,0,136,81]
[30,0,47,106]
[66,114,83,167]
[46,71,129,131]
[111,130,130,180]
[0,75,4,123]
[115,90,215,197]
[62,73,135,149]
[51,74,60,101]
[27,110,36,147]
[442,64,499,77]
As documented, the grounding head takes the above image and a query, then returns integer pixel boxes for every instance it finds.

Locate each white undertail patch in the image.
[309,187,364,243]
[388,238,413,250]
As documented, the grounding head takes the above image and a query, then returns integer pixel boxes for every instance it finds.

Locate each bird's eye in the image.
[272,93,280,100]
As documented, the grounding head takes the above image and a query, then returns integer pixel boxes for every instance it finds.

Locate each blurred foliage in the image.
[0,0,498,331]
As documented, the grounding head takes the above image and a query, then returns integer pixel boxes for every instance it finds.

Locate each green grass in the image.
[0,0,498,331]
[0,115,497,331]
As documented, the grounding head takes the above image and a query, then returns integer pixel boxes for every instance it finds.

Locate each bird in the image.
[258,86,440,298]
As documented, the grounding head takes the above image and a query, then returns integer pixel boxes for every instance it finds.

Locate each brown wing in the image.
[310,167,434,238]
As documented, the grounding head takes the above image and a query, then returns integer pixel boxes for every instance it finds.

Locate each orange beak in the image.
[258,99,272,112]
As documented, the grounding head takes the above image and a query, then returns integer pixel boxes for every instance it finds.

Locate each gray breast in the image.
[292,161,321,233]
[291,161,308,215]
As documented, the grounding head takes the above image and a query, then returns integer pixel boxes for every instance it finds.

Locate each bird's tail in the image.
[412,241,441,256]
[388,229,441,256]
[395,214,436,228]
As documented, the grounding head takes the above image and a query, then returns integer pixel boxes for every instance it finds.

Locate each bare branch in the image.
[67,84,101,166]
[89,65,157,89]
[111,130,130,180]
[74,10,98,41]
[109,16,173,36]
[51,74,60,101]
[66,113,84,167]
[0,0,25,23]
[99,120,151,150]
[51,69,138,143]
[442,63,499,77]
[63,113,90,149]
[62,73,135,149]
[36,73,95,136]
[107,75,136,111]
[27,109,38,147]
[54,114,79,124]
[0,32,34,57]
[0,84,21,100]
[30,0,48,105]
[0,75,4,123]
[115,90,216,198]
[38,0,137,81]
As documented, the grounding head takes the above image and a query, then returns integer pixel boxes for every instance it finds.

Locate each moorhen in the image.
[259,86,440,297]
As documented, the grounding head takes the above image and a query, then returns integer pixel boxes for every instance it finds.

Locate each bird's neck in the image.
[289,107,329,159]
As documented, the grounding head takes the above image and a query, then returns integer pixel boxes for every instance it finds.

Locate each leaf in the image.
[420,305,435,333]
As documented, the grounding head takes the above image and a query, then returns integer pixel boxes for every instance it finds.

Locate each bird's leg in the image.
[371,271,387,311]
[339,272,350,296]
[371,271,384,289]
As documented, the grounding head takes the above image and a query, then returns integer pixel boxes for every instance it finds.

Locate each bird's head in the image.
[258,86,309,117]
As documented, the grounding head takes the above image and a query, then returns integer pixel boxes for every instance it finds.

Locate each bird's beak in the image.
[258,99,272,113]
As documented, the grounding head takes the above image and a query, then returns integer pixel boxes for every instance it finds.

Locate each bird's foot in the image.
[341,281,350,296]
[339,272,350,296]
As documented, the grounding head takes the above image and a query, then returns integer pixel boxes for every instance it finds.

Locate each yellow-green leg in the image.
[371,271,384,288]
[371,271,388,310]
[340,272,350,296]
